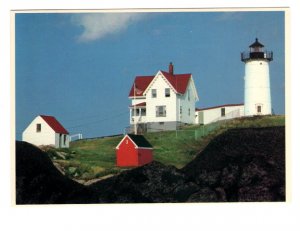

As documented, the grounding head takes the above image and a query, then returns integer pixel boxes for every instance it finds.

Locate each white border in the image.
[2,1,300,231]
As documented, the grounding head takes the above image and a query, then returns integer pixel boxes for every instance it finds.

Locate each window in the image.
[165,88,170,97]
[221,108,226,117]
[257,105,262,113]
[141,108,146,116]
[36,123,41,132]
[132,108,139,116]
[180,106,182,115]
[188,108,191,116]
[152,89,157,98]
[156,106,166,117]
[188,90,190,101]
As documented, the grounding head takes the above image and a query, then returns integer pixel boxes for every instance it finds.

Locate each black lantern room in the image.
[241,38,273,62]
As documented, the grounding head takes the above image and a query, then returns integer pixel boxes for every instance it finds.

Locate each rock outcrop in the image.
[16,126,285,204]
[16,141,97,204]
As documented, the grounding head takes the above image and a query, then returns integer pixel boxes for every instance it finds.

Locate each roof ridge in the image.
[160,70,192,76]
[127,134,153,148]
[40,115,69,134]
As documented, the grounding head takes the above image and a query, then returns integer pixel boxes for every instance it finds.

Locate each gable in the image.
[143,71,176,96]
[187,76,199,101]
[160,71,191,95]
[142,70,193,96]
[128,68,198,99]
[23,116,54,135]
[116,134,153,149]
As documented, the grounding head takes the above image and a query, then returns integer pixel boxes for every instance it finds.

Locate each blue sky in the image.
[15,11,285,139]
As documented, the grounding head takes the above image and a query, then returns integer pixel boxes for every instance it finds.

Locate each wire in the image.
[62,106,129,124]
[67,111,128,129]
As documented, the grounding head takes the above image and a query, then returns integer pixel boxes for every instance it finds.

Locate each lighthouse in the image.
[241,38,273,116]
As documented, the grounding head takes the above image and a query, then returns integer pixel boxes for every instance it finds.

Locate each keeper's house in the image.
[22,115,70,148]
[129,63,199,133]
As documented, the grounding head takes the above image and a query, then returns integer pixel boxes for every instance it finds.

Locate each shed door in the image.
[59,134,62,148]
[199,111,204,124]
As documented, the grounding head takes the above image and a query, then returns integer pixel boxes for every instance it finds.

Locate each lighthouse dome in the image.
[241,38,273,62]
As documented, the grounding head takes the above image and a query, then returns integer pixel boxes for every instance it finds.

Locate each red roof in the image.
[129,76,154,97]
[196,103,244,111]
[129,71,191,97]
[40,115,69,134]
[161,71,191,95]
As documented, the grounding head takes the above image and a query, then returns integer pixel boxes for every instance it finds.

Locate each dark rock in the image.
[173,182,200,202]
[220,164,240,189]
[195,170,221,187]
[187,187,219,202]
[90,161,187,203]
[215,187,227,202]
[183,126,285,202]
[239,160,268,187]
[15,141,97,204]
[238,186,275,202]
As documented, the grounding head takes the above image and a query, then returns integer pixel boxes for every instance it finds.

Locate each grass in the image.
[47,115,285,181]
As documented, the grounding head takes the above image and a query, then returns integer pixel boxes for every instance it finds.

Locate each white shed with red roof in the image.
[22,115,70,148]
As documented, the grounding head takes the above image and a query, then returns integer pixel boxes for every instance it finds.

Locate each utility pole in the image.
[134,81,137,135]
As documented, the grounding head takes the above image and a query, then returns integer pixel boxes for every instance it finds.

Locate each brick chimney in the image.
[169,62,174,75]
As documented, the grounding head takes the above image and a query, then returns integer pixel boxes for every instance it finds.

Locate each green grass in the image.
[48,115,285,181]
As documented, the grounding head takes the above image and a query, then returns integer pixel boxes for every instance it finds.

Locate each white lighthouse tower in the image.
[241,38,273,116]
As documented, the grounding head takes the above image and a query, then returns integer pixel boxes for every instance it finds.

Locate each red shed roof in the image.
[40,115,69,134]
[129,71,191,97]
[116,134,153,149]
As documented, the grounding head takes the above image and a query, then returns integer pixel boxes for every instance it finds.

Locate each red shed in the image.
[116,134,153,167]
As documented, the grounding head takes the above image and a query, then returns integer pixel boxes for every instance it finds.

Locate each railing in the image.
[69,133,83,142]
[124,115,284,142]
[241,51,273,62]
[131,115,146,123]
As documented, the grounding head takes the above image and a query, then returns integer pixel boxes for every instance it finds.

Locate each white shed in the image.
[195,103,244,125]
[22,115,70,148]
